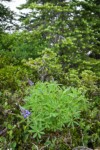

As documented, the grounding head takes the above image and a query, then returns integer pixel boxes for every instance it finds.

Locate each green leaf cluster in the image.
[24,82,88,139]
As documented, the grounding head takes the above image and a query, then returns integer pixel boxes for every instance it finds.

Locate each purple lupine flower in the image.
[19,106,31,118]
[28,79,34,86]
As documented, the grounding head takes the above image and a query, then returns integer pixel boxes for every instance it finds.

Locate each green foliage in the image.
[0,31,45,65]
[19,0,100,66]
[0,65,33,91]
[0,0,100,149]
[63,69,99,96]
[81,70,98,93]
[23,82,88,139]
[23,49,62,81]
[0,89,34,150]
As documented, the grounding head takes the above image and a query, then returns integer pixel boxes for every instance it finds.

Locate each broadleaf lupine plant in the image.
[23,82,88,139]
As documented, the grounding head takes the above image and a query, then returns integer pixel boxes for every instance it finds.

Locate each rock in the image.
[72,146,93,150]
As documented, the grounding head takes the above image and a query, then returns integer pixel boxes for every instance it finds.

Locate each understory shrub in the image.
[0,65,35,91]
[64,69,99,96]
[23,49,62,82]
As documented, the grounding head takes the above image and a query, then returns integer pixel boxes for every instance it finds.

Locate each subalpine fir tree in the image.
[19,0,100,70]
[0,0,14,32]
